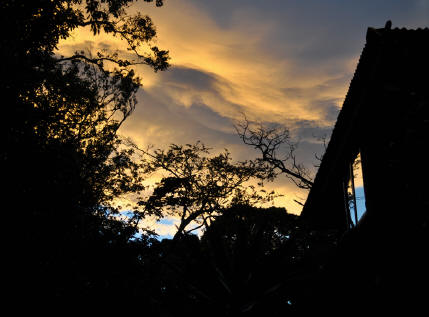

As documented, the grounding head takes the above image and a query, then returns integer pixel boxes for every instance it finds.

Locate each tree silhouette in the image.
[2,0,170,213]
[235,116,315,190]
[200,205,302,314]
[143,204,336,315]
[1,0,169,299]
[131,142,279,240]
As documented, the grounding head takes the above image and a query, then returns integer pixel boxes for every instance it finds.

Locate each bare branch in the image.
[235,115,314,190]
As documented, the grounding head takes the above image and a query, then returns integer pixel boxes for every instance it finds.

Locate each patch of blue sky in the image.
[117,212,201,241]
[157,218,176,225]
[120,210,135,218]
[350,186,366,226]
[156,233,174,241]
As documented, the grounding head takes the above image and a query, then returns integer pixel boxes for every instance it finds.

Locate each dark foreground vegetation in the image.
[4,0,426,314]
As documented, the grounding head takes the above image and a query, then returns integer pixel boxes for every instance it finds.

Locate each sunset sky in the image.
[58,0,428,237]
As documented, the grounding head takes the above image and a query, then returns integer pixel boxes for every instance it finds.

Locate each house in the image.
[300,23,429,310]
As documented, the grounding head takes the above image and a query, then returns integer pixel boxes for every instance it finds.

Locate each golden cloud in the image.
[55,0,362,220]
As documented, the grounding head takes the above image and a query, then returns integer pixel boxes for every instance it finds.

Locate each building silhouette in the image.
[301,23,429,310]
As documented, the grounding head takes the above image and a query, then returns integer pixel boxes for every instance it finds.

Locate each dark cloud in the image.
[121,71,245,148]
[282,74,351,99]
[188,0,426,72]
[292,120,333,141]
[308,99,341,122]
[323,102,341,122]
[189,0,426,34]
[281,78,344,124]
[161,66,220,91]
[186,102,233,131]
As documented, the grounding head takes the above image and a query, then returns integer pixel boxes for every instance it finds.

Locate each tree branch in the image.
[235,115,314,190]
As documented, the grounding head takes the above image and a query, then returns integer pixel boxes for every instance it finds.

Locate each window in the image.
[344,152,367,228]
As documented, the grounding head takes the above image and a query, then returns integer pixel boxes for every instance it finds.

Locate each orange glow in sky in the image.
[57,0,428,220]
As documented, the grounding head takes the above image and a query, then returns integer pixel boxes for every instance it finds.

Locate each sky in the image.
[58,0,428,237]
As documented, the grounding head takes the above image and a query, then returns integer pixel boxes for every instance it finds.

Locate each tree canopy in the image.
[132,142,279,239]
[3,0,170,225]
[2,0,169,299]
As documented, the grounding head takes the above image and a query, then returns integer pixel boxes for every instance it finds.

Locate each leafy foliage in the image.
[0,0,169,69]
[143,205,340,315]
[2,0,168,299]
[131,142,279,239]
